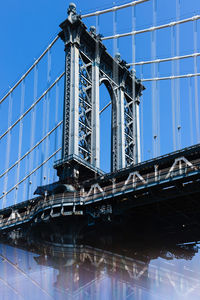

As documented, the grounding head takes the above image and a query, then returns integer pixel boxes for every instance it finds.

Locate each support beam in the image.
[116,87,126,169]
[91,57,100,168]
[134,96,141,163]
[63,44,80,157]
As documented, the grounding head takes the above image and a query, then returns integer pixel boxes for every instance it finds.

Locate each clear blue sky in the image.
[0,0,134,95]
[0,0,199,92]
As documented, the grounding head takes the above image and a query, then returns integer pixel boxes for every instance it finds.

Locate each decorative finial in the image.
[67,3,77,15]
[115,52,121,62]
[67,3,81,23]
[130,69,136,76]
[90,26,96,35]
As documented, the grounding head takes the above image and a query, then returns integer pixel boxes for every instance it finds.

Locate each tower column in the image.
[134,96,141,163]
[116,87,126,170]
[63,43,80,158]
[91,60,100,168]
[68,43,79,157]
[59,3,86,161]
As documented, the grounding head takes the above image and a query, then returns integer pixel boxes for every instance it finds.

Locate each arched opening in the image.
[99,80,113,173]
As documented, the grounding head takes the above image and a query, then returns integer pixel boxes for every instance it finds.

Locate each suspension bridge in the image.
[0,0,200,236]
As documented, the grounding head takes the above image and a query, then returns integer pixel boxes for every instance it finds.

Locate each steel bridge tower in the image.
[54,3,144,184]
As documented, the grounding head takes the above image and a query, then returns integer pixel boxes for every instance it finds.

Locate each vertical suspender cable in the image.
[14,80,25,205]
[53,82,59,182]
[132,4,137,161]
[157,61,160,156]
[151,0,157,157]
[176,0,181,149]
[22,159,27,202]
[32,65,38,191]
[96,14,100,39]
[23,155,29,201]
[92,14,100,169]
[45,49,51,184]
[131,4,136,104]
[171,25,176,151]
[40,93,46,185]
[140,65,144,161]
[40,57,49,185]
[188,77,194,145]
[113,3,119,55]
[193,18,200,142]
[3,93,12,208]
[35,144,40,193]
[28,65,38,199]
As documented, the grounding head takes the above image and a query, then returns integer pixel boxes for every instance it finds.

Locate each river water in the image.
[0,233,200,300]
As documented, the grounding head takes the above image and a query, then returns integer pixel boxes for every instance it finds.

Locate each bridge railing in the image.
[82,158,200,203]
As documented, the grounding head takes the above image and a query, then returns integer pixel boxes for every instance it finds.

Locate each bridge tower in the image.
[54,3,144,184]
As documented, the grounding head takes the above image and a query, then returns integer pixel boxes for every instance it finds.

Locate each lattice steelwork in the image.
[55,3,144,182]
[79,53,92,162]
[124,95,135,166]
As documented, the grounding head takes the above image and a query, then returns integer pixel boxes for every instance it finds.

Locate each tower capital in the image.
[59,3,85,46]
[67,3,80,24]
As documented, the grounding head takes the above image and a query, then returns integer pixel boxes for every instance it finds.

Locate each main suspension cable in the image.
[0,122,62,179]
[102,15,200,40]
[141,72,200,82]
[0,72,64,141]
[127,52,200,66]
[0,148,61,201]
[81,0,149,18]
[0,36,59,106]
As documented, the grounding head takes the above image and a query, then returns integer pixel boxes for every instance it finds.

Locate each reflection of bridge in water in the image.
[1,233,200,300]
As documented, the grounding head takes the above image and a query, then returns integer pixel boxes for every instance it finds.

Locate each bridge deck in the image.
[1,143,200,232]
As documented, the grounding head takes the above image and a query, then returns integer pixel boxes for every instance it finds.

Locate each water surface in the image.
[0,235,200,300]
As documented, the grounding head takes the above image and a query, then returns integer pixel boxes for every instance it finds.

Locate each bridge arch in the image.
[99,77,118,172]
